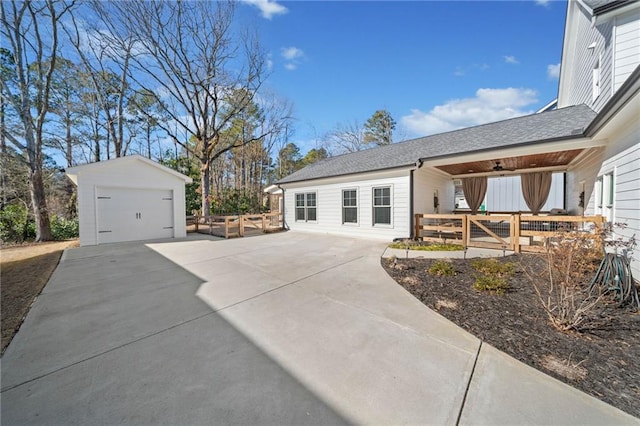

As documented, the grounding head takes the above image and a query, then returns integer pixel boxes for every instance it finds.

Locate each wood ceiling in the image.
[435,149,584,176]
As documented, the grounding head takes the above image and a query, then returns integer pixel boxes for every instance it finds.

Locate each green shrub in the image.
[388,240,464,251]
[473,275,509,295]
[0,204,35,243]
[428,260,455,276]
[471,258,515,277]
[50,215,79,240]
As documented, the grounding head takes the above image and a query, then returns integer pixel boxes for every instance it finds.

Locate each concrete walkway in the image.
[1,232,637,425]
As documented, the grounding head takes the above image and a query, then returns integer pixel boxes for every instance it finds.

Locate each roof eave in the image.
[277,163,417,186]
[585,65,640,136]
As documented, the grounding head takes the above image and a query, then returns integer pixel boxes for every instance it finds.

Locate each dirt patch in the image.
[1,240,78,354]
[382,255,640,419]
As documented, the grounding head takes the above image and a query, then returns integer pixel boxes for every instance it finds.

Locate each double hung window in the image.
[295,192,317,222]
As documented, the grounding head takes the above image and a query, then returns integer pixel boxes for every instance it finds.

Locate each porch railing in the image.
[187,212,284,238]
[415,213,604,253]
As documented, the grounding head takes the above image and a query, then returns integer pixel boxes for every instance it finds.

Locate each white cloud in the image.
[281,46,305,71]
[535,0,551,6]
[281,46,304,60]
[401,87,538,136]
[244,0,288,19]
[547,63,561,79]
[504,55,519,64]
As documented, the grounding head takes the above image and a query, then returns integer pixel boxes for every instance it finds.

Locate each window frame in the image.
[372,186,393,227]
[341,188,359,225]
[294,191,318,223]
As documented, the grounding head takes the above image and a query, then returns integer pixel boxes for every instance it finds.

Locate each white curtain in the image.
[462,176,487,214]
[521,172,552,214]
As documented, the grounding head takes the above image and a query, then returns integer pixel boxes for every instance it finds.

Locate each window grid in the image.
[295,192,317,222]
[342,189,358,224]
[372,187,391,226]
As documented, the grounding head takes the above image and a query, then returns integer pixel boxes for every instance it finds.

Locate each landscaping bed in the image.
[1,240,78,354]
[382,254,640,419]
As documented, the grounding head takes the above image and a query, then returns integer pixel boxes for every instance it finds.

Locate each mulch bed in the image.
[382,254,640,419]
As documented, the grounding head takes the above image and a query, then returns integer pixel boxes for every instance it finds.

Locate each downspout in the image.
[277,184,289,230]
[410,159,424,239]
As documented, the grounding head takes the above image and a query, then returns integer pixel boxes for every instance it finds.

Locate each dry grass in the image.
[1,240,78,354]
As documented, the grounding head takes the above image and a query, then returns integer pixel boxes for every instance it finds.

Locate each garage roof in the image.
[66,155,193,185]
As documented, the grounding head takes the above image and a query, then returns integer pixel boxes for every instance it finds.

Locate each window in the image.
[605,172,614,207]
[342,189,358,224]
[596,176,603,209]
[592,56,601,102]
[295,192,317,222]
[372,186,391,226]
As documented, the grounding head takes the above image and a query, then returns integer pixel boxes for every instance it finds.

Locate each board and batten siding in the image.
[413,167,455,214]
[486,173,566,212]
[613,10,640,92]
[74,159,187,246]
[281,169,411,240]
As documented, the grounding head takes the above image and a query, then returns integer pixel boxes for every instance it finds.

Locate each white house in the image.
[276,0,640,275]
[66,155,193,246]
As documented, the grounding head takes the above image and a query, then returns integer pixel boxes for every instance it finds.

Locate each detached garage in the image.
[66,155,193,246]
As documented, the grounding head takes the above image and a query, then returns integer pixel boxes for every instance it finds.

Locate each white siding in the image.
[486,173,565,212]
[281,169,411,240]
[73,158,188,246]
[613,10,640,92]
[559,2,614,112]
[413,167,454,214]
[567,147,604,215]
[582,119,640,278]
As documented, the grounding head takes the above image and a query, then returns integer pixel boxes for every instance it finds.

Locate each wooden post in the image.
[463,215,470,247]
[194,214,199,232]
[239,215,245,237]
[414,214,421,241]
[262,214,267,233]
[224,217,229,238]
[513,213,521,253]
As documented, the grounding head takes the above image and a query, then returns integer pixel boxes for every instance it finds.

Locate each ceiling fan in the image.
[492,160,515,172]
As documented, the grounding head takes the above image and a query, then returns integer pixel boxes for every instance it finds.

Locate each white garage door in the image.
[96,187,174,244]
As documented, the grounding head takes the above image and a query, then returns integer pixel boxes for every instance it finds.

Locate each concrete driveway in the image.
[1,232,636,425]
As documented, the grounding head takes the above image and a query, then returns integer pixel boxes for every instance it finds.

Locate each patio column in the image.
[521,171,552,215]
[462,176,487,214]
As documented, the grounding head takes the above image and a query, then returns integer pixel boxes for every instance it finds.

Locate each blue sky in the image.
[239,0,567,153]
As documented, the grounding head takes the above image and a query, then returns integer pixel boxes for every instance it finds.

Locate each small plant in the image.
[471,258,515,277]
[473,275,509,295]
[428,260,455,276]
[388,240,463,251]
[522,228,606,332]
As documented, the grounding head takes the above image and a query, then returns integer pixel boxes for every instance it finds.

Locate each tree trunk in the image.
[65,111,73,167]
[29,163,53,241]
[201,157,211,218]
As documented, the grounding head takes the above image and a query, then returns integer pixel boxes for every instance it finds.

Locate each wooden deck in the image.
[187,212,284,238]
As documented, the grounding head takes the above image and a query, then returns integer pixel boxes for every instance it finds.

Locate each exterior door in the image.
[96,187,174,244]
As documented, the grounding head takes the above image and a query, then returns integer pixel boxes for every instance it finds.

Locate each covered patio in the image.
[415,140,606,253]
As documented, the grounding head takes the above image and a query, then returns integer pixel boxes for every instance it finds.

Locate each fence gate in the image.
[465,215,515,251]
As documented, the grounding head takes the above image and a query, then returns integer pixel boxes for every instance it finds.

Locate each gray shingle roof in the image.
[277,104,596,184]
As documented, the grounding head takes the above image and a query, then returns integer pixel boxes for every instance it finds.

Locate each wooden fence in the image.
[415,213,604,253]
[187,212,284,238]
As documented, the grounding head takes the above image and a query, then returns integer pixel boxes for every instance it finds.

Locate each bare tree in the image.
[64,2,135,158]
[325,120,367,154]
[1,0,75,241]
[84,1,289,217]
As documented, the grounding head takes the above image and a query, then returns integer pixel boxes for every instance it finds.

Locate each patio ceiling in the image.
[435,149,585,176]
